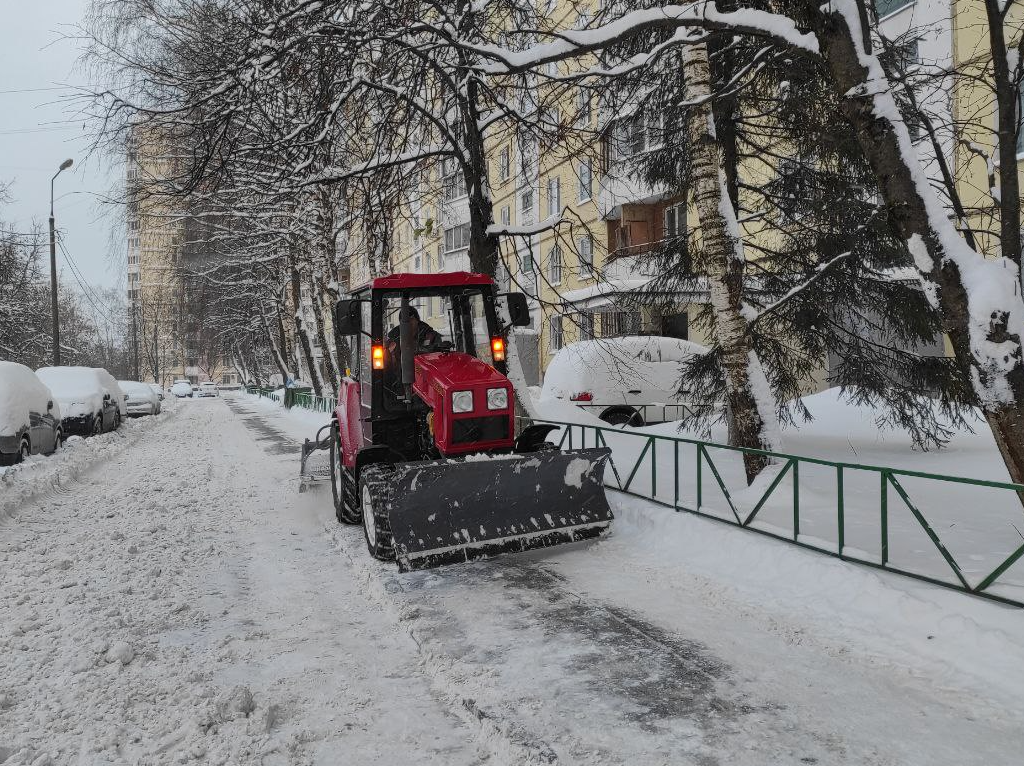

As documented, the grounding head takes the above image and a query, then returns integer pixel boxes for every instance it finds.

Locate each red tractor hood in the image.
[412,352,507,408]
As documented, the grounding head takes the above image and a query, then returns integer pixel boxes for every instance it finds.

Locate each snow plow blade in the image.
[386,447,613,572]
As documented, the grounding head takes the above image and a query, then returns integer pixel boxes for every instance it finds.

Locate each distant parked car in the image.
[0,361,63,465]
[36,366,121,437]
[147,383,166,401]
[197,382,219,398]
[169,380,193,398]
[541,336,707,427]
[118,380,161,416]
[93,368,128,419]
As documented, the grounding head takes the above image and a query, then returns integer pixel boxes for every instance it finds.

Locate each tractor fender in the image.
[354,445,404,480]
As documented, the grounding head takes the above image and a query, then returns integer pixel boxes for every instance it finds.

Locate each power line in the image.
[0,86,73,95]
[56,236,121,327]
[0,126,80,136]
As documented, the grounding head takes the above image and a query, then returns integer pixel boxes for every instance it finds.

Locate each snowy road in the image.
[3,395,1024,765]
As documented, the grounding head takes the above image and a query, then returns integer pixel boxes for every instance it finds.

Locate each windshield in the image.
[381,288,496,361]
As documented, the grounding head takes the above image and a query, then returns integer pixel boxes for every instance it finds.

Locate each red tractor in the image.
[313,271,613,571]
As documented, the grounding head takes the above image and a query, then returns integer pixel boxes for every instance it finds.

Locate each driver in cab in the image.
[386,306,442,359]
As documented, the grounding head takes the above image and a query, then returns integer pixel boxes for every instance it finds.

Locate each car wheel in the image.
[600,407,644,428]
[114,411,122,429]
[48,429,63,455]
[17,437,30,463]
[92,414,103,436]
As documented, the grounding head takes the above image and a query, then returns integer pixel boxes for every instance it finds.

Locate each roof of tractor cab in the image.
[369,271,495,290]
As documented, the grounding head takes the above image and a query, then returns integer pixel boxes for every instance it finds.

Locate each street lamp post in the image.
[49,158,74,366]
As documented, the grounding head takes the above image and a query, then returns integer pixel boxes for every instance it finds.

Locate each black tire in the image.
[330,423,361,525]
[114,411,122,430]
[46,429,63,456]
[600,407,644,428]
[359,466,395,562]
[92,414,103,436]
[17,437,30,463]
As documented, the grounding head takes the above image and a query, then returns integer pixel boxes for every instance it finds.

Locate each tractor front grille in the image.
[451,415,509,445]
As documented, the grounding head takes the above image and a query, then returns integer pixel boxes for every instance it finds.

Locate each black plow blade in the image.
[384,447,613,571]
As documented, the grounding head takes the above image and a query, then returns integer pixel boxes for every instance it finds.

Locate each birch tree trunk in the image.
[806,1,1024,489]
[683,41,777,484]
[289,264,324,396]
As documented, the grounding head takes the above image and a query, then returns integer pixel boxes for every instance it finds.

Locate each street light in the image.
[49,158,73,365]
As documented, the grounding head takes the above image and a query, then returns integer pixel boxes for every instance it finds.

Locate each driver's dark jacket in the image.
[386,321,441,355]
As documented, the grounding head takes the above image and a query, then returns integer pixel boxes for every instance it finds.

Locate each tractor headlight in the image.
[486,387,508,410]
[452,390,474,413]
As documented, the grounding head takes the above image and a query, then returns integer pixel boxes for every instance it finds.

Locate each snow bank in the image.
[0,362,58,437]
[0,405,175,519]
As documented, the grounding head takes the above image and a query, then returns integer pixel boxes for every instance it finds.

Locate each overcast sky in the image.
[0,0,121,292]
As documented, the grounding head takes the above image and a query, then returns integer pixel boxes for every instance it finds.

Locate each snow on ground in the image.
[4,391,1024,765]
[247,392,1024,765]
[0,397,486,765]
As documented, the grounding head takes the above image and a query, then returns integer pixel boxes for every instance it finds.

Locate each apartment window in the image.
[548,244,563,285]
[548,315,564,351]
[576,90,592,127]
[128,218,140,232]
[444,223,470,253]
[441,157,467,201]
[500,206,511,227]
[498,145,511,181]
[546,176,561,218]
[664,202,686,239]
[875,0,914,18]
[437,245,445,271]
[520,188,534,214]
[578,160,592,202]
[542,107,560,146]
[521,249,536,292]
[519,136,537,180]
[578,234,594,272]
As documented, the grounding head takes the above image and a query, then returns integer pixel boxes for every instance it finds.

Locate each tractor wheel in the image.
[359,466,395,562]
[330,424,361,525]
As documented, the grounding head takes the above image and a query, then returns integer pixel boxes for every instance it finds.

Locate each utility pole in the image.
[49,158,73,365]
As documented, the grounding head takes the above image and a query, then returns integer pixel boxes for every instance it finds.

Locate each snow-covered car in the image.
[0,361,63,465]
[148,383,166,401]
[93,368,128,418]
[169,380,193,398]
[36,366,122,437]
[118,380,162,416]
[196,382,219,398]
[541,336,707,426]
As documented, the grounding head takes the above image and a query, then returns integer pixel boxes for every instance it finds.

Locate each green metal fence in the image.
[541,418,1024,607]
[291,391,338,413]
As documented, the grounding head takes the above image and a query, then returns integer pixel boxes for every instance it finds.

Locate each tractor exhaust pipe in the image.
[399,294,416,400]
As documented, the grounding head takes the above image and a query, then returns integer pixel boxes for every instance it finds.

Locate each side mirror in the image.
[103,393,111,402]
[335,299,362,335]
[47,400,53,411]
[504,292,531,327]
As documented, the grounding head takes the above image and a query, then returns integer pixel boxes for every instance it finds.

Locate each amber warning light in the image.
[372,345,385,369]
[491,337,505,362]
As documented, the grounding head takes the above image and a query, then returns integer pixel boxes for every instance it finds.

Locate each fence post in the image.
[792,460,800,541]
[837,465,845,557]
[696,444,703,510]
[881,471,889,566]
[673,440,679,509]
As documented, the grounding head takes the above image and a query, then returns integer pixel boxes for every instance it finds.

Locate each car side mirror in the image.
[335,299,362,335]
[504,292,531,327]
[47,400,53,411]
[103,393,111,401]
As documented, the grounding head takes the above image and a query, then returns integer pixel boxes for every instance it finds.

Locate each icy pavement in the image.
[2,395,1024,765]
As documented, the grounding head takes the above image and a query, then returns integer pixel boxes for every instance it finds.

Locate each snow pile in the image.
[35,367,108,420]
[0,407,174,518]
[541,335,706,401]
[0,362,59,437]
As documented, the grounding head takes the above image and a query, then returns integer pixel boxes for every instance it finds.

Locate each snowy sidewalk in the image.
[0,398,483,765]
[4,394,1024,765]
[242,393,1024,766]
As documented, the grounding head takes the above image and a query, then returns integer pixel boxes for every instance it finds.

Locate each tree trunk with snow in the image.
[289,265,324,396]
[807,1,1024,488]
[683,41,777,484]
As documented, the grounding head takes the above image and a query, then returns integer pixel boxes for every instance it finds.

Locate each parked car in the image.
[118,380,162,416]
[169,380,193,398]
[191,385,200,397]
[0,361,63,465]
[541,336,707,426]
[196,382,219,398]
[147,383,166,401]
[36,366,122,437]
[93,368,128,419]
